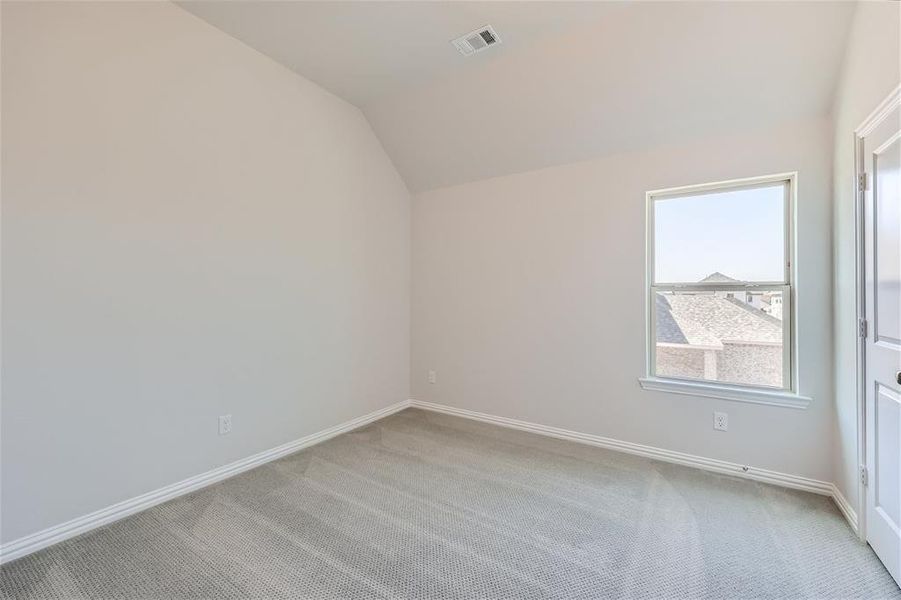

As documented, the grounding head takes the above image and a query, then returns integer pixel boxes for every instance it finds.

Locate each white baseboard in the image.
[3,398,860,565]
[830,484,859,534]
[410,401,866,535]
[0,400,411,565]
[409,399,834,496]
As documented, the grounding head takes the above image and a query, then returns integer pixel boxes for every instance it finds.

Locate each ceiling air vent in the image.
[451,25,501,56]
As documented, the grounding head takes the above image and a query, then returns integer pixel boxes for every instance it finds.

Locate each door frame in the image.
[853,84,901,544]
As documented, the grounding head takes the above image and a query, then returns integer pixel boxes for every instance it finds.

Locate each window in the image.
[643,174,799,402]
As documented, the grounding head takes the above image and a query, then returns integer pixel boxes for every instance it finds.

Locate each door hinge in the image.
[858,172,868,193]
[860,465,869,487]
[858,318,868,338]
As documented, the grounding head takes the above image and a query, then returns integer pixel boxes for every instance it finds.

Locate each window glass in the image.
[655,289,784,388]
[654,184,786,284]
[648,177,792,391]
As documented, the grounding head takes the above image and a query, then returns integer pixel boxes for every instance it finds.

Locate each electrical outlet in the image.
[428,370,437,384]
[713,411,728,432]
[219,414,232,435]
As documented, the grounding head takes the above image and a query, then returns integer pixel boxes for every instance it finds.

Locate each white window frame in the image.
[638,172,810,409]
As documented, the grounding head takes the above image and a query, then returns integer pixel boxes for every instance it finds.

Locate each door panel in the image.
[875,135,900,346]
[863,99,901,588]
[875,384,900,529]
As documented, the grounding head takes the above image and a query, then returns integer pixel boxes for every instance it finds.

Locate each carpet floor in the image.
[1,407,899,599]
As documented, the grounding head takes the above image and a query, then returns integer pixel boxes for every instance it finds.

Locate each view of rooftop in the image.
[655,273,784,388]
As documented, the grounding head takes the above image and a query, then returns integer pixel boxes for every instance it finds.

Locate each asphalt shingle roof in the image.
[698,272,742,284]
[656,292,782,347]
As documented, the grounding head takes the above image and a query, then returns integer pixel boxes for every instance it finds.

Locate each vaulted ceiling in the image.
[179,1,855,192]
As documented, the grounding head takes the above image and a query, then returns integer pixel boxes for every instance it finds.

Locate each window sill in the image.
[637,377,811,409]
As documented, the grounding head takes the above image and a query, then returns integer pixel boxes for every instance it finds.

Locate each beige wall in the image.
[1,1,410,543]
[831,1,901,515]
[2,0,889,551]
[412,116,834,482]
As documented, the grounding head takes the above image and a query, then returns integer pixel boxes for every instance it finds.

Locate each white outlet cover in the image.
[219,414,232,435]
[713,411,728,431]
[428,370,437,384]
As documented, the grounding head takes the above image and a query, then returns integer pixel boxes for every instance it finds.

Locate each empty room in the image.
[1,1,900,598]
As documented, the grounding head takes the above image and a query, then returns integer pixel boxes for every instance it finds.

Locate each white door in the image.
[862,96,901,588]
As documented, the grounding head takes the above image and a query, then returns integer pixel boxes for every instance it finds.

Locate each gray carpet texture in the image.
[1,407,899,599]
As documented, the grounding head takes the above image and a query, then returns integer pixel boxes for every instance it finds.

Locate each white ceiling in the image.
[179,1,855,192]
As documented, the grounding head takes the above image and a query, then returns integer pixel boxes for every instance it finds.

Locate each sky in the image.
[654,184,785,284]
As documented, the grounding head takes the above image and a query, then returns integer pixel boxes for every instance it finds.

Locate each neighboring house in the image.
[747,291,783,319]
[767,294,784,319]
[699,271,741,285]
[698,271,784,319]
[746,292,769,312]
[656,291,784,387]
